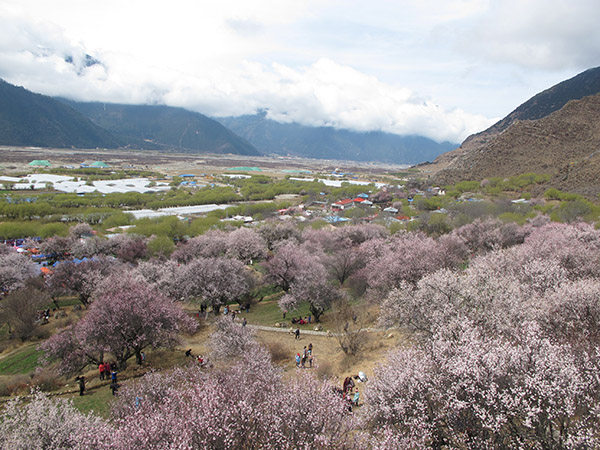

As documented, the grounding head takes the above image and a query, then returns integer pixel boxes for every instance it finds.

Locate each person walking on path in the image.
[99,363,105,381]
[295,328,300,340]
[76,376,85,396]
[242,317,247,327]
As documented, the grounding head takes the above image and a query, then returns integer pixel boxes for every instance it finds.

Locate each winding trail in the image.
[246,324,394,336]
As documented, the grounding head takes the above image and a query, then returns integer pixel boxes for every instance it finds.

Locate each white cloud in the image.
[452,0,600,69]
[1,0,598,145]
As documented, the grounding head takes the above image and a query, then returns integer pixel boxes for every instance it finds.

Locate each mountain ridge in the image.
[60,100,261,156]
[431,66,600,197]
[216,112,457,165]
[0,79,122,149]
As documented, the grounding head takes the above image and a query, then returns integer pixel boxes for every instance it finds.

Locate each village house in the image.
[332,198,354,211]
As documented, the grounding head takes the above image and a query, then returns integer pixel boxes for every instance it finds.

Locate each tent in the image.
[28,160,51,167]
[225,167,262,172]
[89,161,110,168]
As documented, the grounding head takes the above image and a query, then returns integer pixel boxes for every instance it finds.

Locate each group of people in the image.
[339,372,368,411]
[98,361,119,395]
[291,315,311,325]
[98,361,117,381]
[185,349,211,368]
[223,305,248,326]
[36,308,51,324]
[295,343,313,368]
[75,362,119,397]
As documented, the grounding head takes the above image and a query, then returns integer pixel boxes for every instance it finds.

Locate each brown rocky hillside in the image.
[432,93,600,198]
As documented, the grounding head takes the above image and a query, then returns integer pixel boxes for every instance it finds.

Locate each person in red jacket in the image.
[99,362,105,380]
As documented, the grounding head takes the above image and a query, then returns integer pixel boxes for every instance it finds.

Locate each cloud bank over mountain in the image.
[1,0,599,144]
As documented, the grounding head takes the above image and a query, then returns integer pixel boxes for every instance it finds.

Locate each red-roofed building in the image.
[332,198,354,211]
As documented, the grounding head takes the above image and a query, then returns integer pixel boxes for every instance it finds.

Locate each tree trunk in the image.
[79,294,89,307]
[310,304,324,323]
[135,348,143,365]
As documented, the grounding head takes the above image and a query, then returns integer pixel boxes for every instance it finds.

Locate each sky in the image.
[1,0,599,144]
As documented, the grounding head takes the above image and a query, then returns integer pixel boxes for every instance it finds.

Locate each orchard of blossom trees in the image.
[366,222,600,449]
[2,217,600,448]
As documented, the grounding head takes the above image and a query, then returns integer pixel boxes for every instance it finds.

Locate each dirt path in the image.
[247,324,395,336]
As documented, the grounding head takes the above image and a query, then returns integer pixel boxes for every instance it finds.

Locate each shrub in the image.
[264,340,289,364]
[31,367,62,392]
[314,359,334,380]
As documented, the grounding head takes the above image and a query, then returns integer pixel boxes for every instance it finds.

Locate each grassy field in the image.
[0,293,395,418]
[243,297,315,328]
[70,385,115,418]
[184,295,323,329]
[0,344,42,375]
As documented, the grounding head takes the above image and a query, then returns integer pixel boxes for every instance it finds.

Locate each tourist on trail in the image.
[76,375,85,396]
[111,369,118,385]
[343,376,355,394]
[353,390,360,406]
[301,346,307,368]
[295,353,301,367]
[242,317,247,327]
[185,348,192,357]
[308,343,313,355]
[295,328,300,340]
[99,362,105,380]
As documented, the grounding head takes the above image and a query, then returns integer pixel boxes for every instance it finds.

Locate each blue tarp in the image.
[325,216,350,224]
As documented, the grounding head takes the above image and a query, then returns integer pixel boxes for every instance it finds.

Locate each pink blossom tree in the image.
[99,352,353,449]
[69,222,94,239]
[365,321,600,449]
[514,222,600,280]
[69,236,111,259]
[366,232,464,295]
[47,256,121,306]
[226,227,267,264]
[0,390,107,450]
[451,217,531,255]
[38,236,71,260]
[540,278,600,351]
[209,316,259,361]
[0,285,50,341]
[0,252,38,294]
[41,271,196,371]
[322,237,368,285]
[176,257,251,313]
[337,223,389,244]
[278,260,341,322]
[263,242,314,292]
[171,229,229,263]
[109,233,148,263]
[258,220,301,251]
[134,259,181,300]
